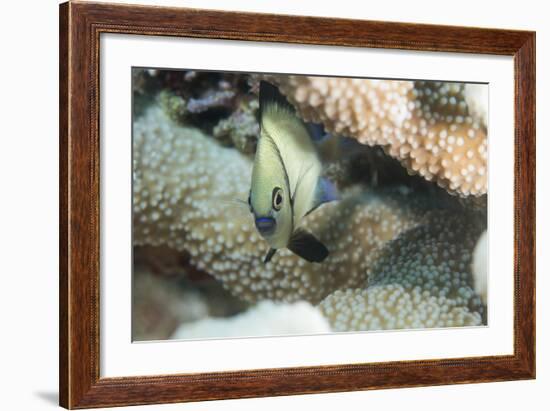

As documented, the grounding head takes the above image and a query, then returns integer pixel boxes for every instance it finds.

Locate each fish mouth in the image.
[255,217,276,236]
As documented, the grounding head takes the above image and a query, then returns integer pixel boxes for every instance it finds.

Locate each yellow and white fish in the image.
[248,81,338,264]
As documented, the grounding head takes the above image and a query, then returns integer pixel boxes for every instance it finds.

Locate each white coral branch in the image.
[171,301,330,339]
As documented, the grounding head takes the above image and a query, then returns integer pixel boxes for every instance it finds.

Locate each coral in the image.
[472,230,488,304]
[158,88,236,121]
[171,301,330,339]
[157,90,189,122]
[186,89,236,113]
[321,285,481,331]
[134,95,487,335]
[133,105,426,304]
[132,266,209,340]
[132,69,149,96]
[153,70,252,130]
[134,245,196,279]
[149,70,262,156]
[320,210,486,331]
[263,75,487,197]
[133,264,252,340]
[213,97,260,154]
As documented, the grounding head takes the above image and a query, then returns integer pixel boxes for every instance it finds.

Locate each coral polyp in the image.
[262,75,487,197]
[132,69,488,340]
[133,106,423,304]
[320,210,485,331]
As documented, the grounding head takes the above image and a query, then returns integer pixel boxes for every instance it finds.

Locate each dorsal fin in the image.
[259,81,296,120]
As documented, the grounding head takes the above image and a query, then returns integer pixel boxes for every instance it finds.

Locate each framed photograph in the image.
[59,1,535,409]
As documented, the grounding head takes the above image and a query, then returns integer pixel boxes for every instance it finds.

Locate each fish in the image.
[248,81,339,264]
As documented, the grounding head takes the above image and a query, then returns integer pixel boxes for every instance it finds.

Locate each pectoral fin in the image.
[263,248,277,264]
[287,229,329,263]
[305,177,340,216]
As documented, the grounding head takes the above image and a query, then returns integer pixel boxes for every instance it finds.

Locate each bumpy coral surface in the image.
[320,210,486,331]
[264,76,487,197]
[133,106,425,304]
[213,98,259,154]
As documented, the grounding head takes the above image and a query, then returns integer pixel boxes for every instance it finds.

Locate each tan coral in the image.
[133,105,424,304]
[263,76,487,197]
[172,301,331,340]
[321,286,482,331]
[319,209,486,331]
[133,266,209,340]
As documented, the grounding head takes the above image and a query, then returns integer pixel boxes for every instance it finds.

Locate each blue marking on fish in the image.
[316,177,340,205]
[255,217,276,236]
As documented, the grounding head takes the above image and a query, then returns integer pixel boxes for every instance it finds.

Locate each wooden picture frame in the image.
[59,1,535,408]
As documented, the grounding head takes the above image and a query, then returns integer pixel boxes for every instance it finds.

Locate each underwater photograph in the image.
[131,68,488,342]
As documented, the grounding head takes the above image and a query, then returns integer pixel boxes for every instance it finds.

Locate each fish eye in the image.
[272,187,283,211]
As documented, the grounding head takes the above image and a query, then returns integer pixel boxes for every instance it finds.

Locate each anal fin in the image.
[287,229,329,263]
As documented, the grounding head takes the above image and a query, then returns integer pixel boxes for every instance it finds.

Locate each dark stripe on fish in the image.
[262,129,295,228]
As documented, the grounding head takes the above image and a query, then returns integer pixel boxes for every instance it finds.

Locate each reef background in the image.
[131,68,488,341]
